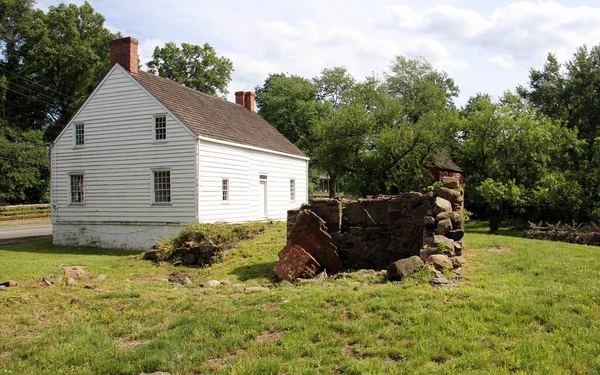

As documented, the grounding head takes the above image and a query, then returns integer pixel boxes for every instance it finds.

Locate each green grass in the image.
[1,222,600,374]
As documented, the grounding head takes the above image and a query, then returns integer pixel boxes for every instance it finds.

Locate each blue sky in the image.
[37,0,600,106]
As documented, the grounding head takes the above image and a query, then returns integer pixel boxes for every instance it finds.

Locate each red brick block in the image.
[274,244,320,282]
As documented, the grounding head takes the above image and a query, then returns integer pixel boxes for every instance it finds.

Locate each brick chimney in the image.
[235,91,245,106]
[244,91,255,112]
[110,37,139,75]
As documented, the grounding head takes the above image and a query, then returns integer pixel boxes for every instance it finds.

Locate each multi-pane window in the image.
[153,170,171,203]
[290,179,295,202]
[74,123,84,146]
[155,116,166,140]
[222,179,229,201]
[70,174,84,204]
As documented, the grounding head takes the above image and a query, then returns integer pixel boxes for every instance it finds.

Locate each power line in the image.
[3,85,62,108]
[0,155,48,168]
[8,80,59,103]
[0,66,77,100]
[1,110,58,125]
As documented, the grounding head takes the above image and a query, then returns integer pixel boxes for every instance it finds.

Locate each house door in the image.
[258,180,267,217]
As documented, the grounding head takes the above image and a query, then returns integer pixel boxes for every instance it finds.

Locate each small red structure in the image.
[429,152,464,185]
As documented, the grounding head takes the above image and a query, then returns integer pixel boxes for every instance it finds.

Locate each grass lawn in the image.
[1,222,600,374]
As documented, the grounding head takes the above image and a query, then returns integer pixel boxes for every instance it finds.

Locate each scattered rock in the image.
[62,266,91,280]
[441,177,460,189]
[42,275,63,286]
[433,197,452,214]
[278,280,293,288]
[143,250,159,261]
[313,270,328,280]
[95,274,109,281]
[0,280,17,287]
[450,256,466,269]
[297,278,322,284]
[205,280,221,288]
[424,216,436,228]
[427,254,453,271]
[0,285,5,291]
[168,272,194,285]
[245,286,270,292]
[139,372,171,375]
[220,278,231,286]
[436,219,453,235]
[430,277,458,288]
[454,241,463,256]
[66,278,78,286]
[231,283,246,289]
[70,298,83,304]
[83,284,95,289]
[387,256,424,281]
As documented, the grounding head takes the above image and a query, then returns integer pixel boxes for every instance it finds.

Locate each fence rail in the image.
[0,204,51,221]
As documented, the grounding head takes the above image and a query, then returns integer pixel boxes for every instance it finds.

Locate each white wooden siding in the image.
[51,66,197,224]
[197,139,307,222]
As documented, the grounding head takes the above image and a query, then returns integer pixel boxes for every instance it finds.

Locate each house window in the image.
[74,123,84,146]
[290,179,295,202]
[222,179,229,201]
[153,170,171,203]
[154,115,166,141]
[259,174,267,180]
[69,174,84,204]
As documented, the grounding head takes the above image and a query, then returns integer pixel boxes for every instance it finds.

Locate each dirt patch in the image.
[205,351,238,370]
[0,351,11,359]
[255,330,284,344]
[115,338,148,348]
[485,246,516,253]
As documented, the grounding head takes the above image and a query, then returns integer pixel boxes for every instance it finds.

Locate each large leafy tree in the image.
[0,1,117,203]
[520,46,600,221]
[255,73,324,153]
[147,42,233,97]
[457,93,581,230]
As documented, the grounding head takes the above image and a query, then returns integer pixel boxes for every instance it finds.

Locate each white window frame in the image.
[290,179,296,202]
[222,178,229,202]
[154,114,167,142]
[73,123,84,147]
[152,169,171,205]
[69,172,85,205]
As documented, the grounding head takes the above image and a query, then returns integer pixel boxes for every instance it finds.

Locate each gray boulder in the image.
[387,256,424,281]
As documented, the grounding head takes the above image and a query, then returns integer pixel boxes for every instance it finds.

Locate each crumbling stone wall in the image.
[276,177,465,279]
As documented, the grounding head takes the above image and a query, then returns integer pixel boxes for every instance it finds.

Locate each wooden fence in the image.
[0,204,51,221]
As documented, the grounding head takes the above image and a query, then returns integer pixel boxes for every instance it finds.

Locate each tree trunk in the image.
[489,211,501,234]
[328,174,337,198]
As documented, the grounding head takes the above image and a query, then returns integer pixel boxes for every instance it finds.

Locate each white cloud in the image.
[489,53,517,69]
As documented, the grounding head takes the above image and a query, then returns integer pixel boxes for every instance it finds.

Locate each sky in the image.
[36,0,600,106]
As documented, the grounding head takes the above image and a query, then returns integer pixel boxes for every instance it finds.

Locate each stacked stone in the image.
[144,242,220,266]
[417,177,465,275]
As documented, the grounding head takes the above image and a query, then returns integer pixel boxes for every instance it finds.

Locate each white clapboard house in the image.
[50,37,308,250]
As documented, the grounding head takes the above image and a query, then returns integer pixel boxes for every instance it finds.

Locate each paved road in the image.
[0,224,52,240]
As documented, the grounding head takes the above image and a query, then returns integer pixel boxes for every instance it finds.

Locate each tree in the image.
[520,46,600,222]
[0,125,49,205]
[0,1,116,204]
[255,73,324,153]
[457,92,581,230]
[147,42,233,97]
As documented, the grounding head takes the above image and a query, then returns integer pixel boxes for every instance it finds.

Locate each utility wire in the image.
[3,85,63,108]
[0,155,48,168]
[0,66,77,100]
[8,80,59,103]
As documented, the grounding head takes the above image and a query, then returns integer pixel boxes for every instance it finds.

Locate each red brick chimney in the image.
[110,37,139,75]
[235,91,245,106]
[244,91,255,112]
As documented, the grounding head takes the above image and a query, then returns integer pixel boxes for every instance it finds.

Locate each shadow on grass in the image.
[230,261,277,281]
[466,220,526,238]
[0,238,141,256]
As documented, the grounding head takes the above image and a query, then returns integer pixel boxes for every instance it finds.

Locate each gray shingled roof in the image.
[432,152,463,172]
[133,70,307,158]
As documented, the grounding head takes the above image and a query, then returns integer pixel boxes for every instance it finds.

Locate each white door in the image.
[259,180,267,217]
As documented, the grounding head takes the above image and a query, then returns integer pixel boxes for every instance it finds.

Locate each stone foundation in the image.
[276,177,465,278]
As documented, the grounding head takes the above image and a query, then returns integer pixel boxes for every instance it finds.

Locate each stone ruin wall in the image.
[276,177,465,281]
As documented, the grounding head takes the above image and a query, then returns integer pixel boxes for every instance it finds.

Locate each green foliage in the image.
[146,42,233,97]
[0,125,49,204]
